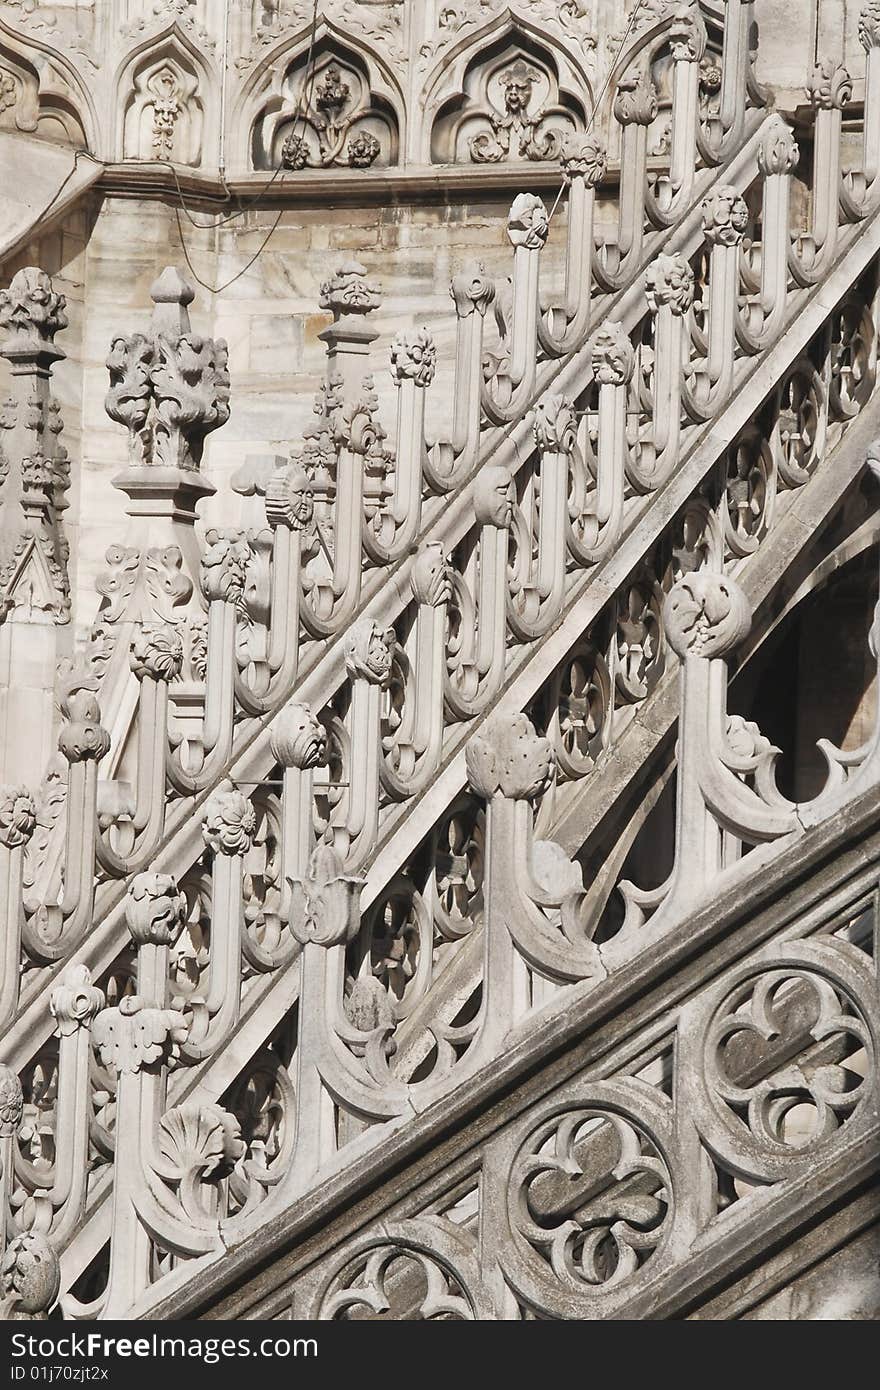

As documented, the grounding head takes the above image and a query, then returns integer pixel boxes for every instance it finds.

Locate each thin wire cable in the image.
[171,0,321,293]
[166,0,320,233]
[547,0,648,222]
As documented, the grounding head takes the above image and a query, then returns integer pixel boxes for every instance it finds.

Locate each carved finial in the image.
[270,703,327,770]
[130,622,184,681]
[125,872,187,947]
[149,265,196,335]
[0,1064,23,1138]
[56,677,111,764]
[288,843,363,947]
[865,437,880,485]
[613,70,659,126]
[589,321,635,385]
[701,185,749,246]
[663,571,751,659]
[390,328,436,388]
[0,1233,60,1318]
[756,115,799,176]
[534,395,577,453]
[343,617,396,686]
[200,527,250,604]
[105,266,229,470]
[473,464,515,527]
[645,253,695,316]
[0,785,36,849]
[450,263,496,318]
[806,58,852,110]
[201,781,257,855]
[466,711,555,800]
[507,193,550,250]
[319,259,381,316]
[0,268,67,357]
[264,463,314,530]
[669,2,707,62]
[560,132,607,186]
[859,1,880,50]
[92,995,189,1074]
[50,965,105,1038]
[411,543,453,607]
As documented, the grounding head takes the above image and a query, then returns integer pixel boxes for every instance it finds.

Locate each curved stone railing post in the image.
[424,264,495,491]
[594,69,656,290]
[482,194,549,424]
[22,677,109,964]
[737,117,799,350]
[364,329,436,562]
[381,544,451,798]
[444,466,514,720]
[683,185,749,419]
[646,1,707,224]
[234,461,312,714]
[508,396,576,641]
[790,59,852,285]
[329,619,395,868]
[539,135,606,355]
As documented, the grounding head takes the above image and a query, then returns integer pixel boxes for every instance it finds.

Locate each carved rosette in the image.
[288,843,364,948]
[319,260,381,317]
[92,995,189,1075]
[270,704,327,770]
[701,186,749,247]
[466,712,555,800]
[411,543,453,607]
[806,58,852,110]
[663,572,751,660]
[264,464,314,531]
[0,268,67,357]
[507,193,550,250]
[613,71,659,127]
[49,965,105,1039]
[343,618,396,686]
[560,132,607,186]
[473,465,515,527]
[0,785,36,849]
[390,329,436,388]
[200,528,250,604]
[57,682,111,764]
[756,116,799,176]
[201,783,257,856]
[0,1233,60,1319]
[589,321,635,386]
[645,254,695,316]
[0,1063,23,1138]
[450,263,496,318]
[534,395,577,454]
[669,2,707,62]
[130,622,184,682]
[125,871,187,947]
[859,0,880,50]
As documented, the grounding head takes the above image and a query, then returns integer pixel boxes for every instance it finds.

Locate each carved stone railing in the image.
[2,2,880,1320]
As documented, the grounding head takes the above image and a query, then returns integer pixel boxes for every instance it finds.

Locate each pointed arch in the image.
[112,23,218,167]
[0,20,97,151]
[420,10,594,166]
[231,17,405,172]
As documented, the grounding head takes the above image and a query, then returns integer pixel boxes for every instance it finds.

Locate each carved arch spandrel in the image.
[0,23,95,150]
[112,25,218,168]
[232,19,405,173]
[421,13,594,167]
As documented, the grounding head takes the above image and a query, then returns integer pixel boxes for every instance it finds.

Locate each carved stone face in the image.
[475,465,514,529]
[504,75,532,116]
